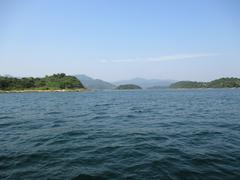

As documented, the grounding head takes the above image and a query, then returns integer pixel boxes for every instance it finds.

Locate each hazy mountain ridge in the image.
[75,74,116,90]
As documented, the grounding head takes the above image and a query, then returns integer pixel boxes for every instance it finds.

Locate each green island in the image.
[0,73,85,92]
[116,84,142,90]
[170,78,240,89]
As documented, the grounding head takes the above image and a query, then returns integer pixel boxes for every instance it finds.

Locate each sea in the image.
[0,89,240,179]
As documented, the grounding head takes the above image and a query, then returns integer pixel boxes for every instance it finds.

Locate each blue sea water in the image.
[0,89,240,179]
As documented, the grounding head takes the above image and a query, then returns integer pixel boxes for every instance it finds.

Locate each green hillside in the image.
[0,73,85,91]
[170,78,240,88]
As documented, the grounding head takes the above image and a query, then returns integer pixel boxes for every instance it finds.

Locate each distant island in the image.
[170,78,240,89]
[113,78,174,89]
[116,84,142,90]
[0,73,85,92]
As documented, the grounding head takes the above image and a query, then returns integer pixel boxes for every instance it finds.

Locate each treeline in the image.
[170,78,240,88]
[0,73,85,90]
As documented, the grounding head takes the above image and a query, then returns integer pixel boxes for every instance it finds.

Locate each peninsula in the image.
[0,73,85,92]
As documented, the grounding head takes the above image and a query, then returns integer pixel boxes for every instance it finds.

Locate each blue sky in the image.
[0,0,240,81]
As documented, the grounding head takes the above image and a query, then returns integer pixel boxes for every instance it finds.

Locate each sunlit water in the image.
[1,89,240,179]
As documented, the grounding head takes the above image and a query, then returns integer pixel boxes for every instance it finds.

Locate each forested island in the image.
[0,73,85,92]
[116,84,142,90]
[170,78,240,89]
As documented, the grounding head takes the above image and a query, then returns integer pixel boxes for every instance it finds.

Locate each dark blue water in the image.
[0,89,240,179]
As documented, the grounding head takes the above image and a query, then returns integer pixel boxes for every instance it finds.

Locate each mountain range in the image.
[75,75,116,90]
[75,75,175,89]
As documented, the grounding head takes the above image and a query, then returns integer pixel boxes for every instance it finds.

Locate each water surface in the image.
[0,89,240,179]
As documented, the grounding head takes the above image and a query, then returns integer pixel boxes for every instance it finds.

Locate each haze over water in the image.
[1,89,240,179]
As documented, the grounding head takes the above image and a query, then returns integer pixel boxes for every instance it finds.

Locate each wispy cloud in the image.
[99,53,218,63]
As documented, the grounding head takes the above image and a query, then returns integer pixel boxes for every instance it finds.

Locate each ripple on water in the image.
[45,111,62,115]
[0,116,15,120]
[0,89,240,179]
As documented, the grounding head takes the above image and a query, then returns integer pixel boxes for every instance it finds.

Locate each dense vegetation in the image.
[0,73,85,91]
[116,84,142,90]
[170,78,240,88]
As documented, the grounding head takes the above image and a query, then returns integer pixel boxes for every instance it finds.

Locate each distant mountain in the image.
[75,74,116,90]
[113,78,175,89]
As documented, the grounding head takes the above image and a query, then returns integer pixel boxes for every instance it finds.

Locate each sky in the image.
[0,0,240,81]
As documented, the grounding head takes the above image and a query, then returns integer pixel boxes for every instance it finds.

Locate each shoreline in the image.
[0,88,88,93]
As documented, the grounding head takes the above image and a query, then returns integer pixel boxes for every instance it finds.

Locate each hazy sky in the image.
[1,0,240,81]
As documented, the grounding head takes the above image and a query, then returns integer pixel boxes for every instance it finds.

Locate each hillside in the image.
[170,78,240,88]
[75,75,115,90]
[0,73,85,91]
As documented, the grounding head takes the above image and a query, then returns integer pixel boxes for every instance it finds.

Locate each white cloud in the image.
[99,53,218,63]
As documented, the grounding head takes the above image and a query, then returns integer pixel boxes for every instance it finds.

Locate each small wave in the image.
[0,121,21,128]
[91,115,110,120]
[94,103,111,107]
[193,130,222,137]
[45,111,62,115]
[67,113,90,118]
[0,116,14,120]
[72,174,106,180]
[0,152,51,167]
[61,130,87,137]
[125,114,137,118]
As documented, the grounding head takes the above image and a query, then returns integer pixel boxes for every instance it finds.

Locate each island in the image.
[116,84,142,90]
[170,78,240,89]
[0,73,86,92]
